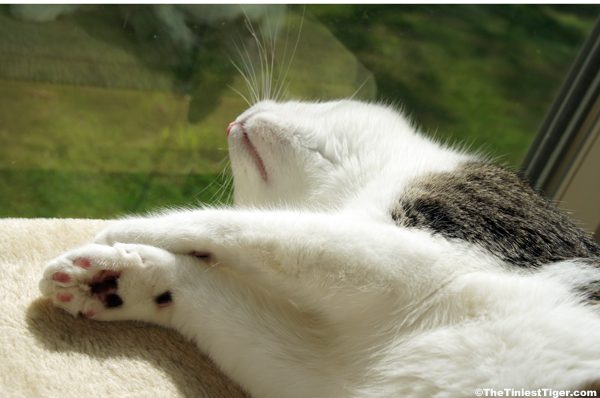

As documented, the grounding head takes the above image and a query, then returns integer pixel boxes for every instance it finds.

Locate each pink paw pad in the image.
[57,293,73,302]
[52,272,71,283]
[81,309,96,319]
[73,257,92,268]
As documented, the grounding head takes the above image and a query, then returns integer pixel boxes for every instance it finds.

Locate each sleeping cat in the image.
[40,99,600,397]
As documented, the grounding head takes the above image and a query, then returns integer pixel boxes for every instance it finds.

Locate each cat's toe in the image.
[54,286,104,318]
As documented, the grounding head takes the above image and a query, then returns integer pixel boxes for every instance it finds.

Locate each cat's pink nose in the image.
[226,122,236,137]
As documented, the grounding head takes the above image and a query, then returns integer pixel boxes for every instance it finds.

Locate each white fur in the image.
[42,100,600,397]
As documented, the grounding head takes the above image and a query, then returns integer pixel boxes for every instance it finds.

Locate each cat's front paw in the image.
[93,217,197,253]
[40,243,175,322]
[94,219,153,246]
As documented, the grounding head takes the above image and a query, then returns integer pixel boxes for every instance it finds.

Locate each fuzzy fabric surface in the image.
[0,218,245,398]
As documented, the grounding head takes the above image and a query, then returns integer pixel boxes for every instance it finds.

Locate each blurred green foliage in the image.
[308,5,599,162]
[0,5,598,218]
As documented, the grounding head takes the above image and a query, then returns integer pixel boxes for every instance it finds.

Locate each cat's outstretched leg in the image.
[94,209,459,307]
[40,241,341,397]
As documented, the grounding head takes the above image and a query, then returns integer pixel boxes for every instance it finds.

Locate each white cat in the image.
[40,99,600,397]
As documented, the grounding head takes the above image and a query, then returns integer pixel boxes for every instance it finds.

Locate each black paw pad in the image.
[90,276,118,294]
[105,293,124,308]
[155,291,172,307]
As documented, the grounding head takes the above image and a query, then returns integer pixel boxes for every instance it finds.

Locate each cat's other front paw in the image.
[40,243,175,322]
[93,217,196,253]
[93,219,151,246]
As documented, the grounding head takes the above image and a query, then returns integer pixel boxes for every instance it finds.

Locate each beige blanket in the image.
[0,218,245,398]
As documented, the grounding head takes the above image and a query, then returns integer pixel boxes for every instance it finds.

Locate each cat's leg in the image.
[40,242,339,397]
[94,209,459,309]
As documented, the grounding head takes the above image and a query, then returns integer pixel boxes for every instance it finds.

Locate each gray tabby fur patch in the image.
[392,162,600,267]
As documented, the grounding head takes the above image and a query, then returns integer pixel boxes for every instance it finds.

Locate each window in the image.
[1,4,597,218]
[522,17,600,241]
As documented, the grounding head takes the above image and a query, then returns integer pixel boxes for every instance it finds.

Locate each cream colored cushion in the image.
[0,218,244,398]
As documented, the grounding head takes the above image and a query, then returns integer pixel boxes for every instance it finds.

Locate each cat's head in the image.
[226,99,433,209]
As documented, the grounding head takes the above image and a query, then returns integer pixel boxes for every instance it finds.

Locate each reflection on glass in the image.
[0,5,597,217]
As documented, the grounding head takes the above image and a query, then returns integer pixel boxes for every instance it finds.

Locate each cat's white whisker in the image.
[240,41,261,104]
[254,21,272,101]
[227,83,252,107]
[272,13,292,103]
[265,9,281,102]
[192,156,231,204]
[207,163,232,205]
[230,40,260,104]
[349,75,371,101]
[273,6,304,103]
[241,11,269,101]
[213,175,232,205]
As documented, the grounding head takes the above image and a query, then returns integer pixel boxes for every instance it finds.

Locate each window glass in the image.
[1,5,598,217]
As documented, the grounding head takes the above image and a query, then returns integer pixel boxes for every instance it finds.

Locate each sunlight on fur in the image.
[38,7,600,398]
